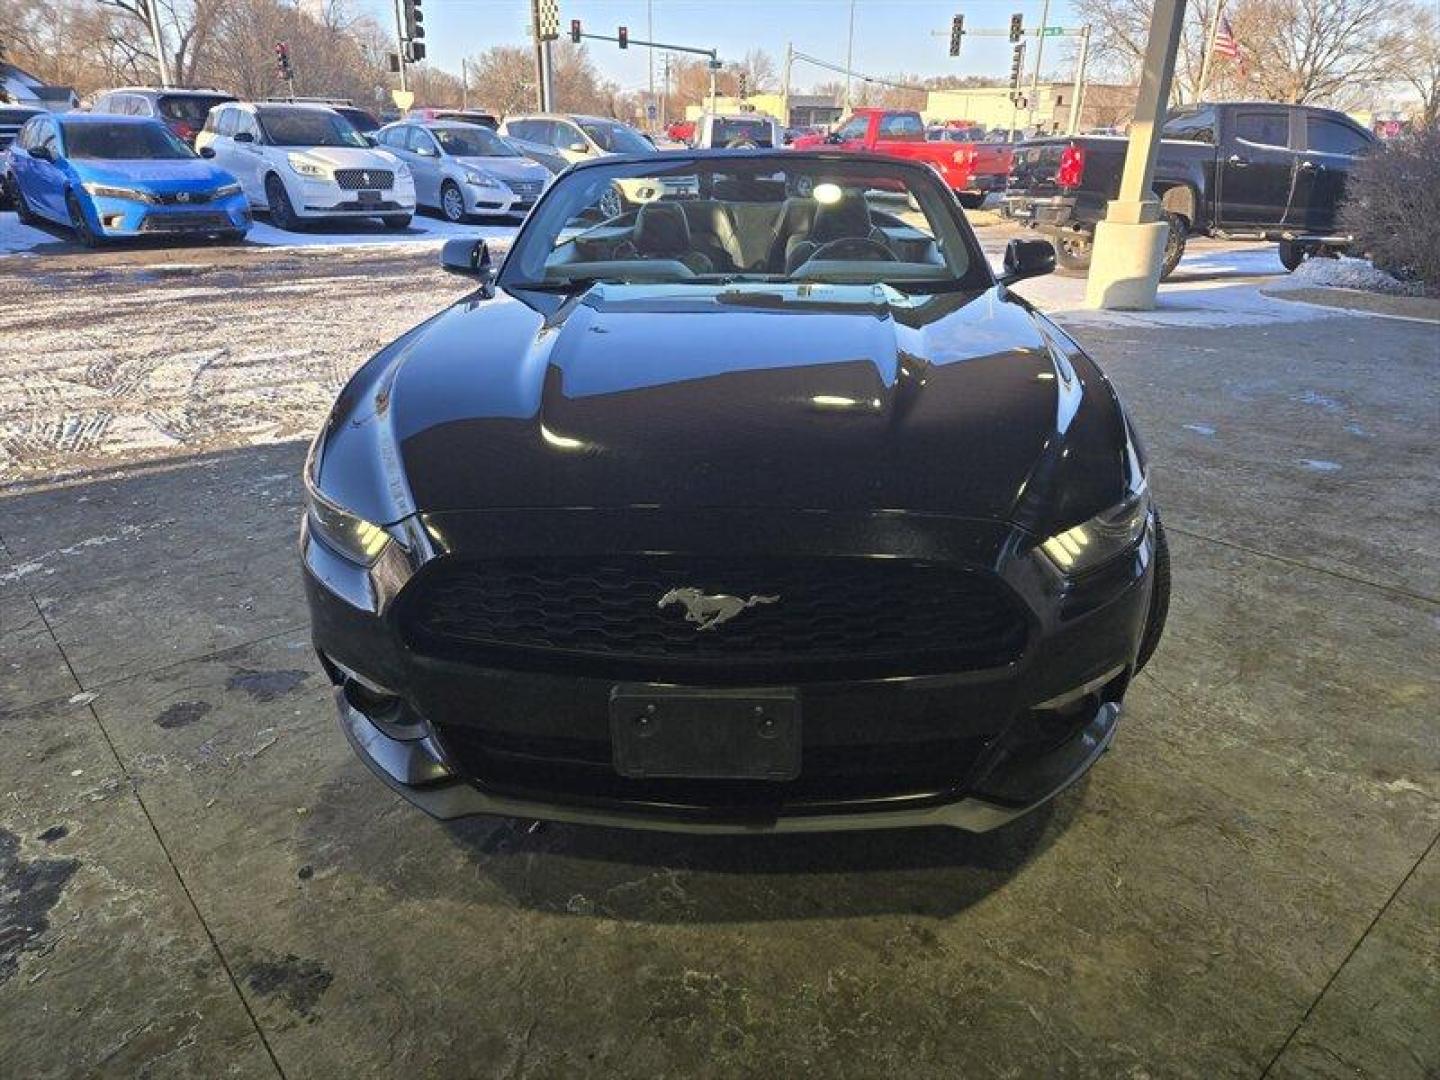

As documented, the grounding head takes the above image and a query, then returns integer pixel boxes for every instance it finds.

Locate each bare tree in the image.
[1071,0,1221,102]
[1233,0,1391,105]
[1379,2,1440,127]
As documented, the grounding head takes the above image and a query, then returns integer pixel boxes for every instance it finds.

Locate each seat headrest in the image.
[809,194,873,245]
[633,201,691,255]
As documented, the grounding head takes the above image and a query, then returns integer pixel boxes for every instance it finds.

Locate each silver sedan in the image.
[374,120,552,221]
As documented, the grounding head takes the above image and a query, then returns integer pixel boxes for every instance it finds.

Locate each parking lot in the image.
[2,212,1436,1078]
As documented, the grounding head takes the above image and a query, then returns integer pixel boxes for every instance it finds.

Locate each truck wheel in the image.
[1277,239,1308,272]
[957,192,986,211]
[1053,233,1093,276]
[1159,211,1187,280]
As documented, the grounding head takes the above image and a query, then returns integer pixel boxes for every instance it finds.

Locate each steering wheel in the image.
[809,237,897,263]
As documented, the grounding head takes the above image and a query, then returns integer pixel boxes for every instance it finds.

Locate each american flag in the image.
[1214,14,1242,60]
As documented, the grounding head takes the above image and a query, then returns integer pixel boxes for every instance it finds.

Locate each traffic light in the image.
[570,19,581,43]
[407,41,426,62]
[1009,42,1026,90]
[618,25,628,49]
[274,42,292,82]
[1009,13,1023,42]
[738,72,748,98]
[403,0,424,42]
[948,14,964,56]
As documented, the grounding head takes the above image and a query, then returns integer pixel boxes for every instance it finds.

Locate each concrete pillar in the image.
[1085,0,1188,310]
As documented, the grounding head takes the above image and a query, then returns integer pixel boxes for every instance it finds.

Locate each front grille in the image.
[333,168,393,191]
[138,212,232,233]
[154,190,216,205]
[398,556,1028,683]
[434,723,992,810]
[507,179,544,198]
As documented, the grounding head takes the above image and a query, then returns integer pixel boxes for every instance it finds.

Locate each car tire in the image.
[1277,238,1338,272]
[1135,515,1171,675]
[598,183,626,220]
[219,230,247,245]
[1052,232,1093,276]
[1159,211,1187,280]
[957,192,986,210]
[265,174,303,231]
[13,180,37,224]
[66,192,101,248]
[439,181,467,223]
[382,214,412,230]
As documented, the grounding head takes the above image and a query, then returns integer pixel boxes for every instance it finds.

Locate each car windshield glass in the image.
[435,126,516,157]
[579,121,653,154]
[62,121,194,160]
[257,108,368,147]
[713,118,773,146]
[336,108,379,132]
[159,95,230,121]
[502,155,986,292]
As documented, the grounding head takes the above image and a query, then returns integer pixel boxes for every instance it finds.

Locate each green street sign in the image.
[1041,26,1064,36]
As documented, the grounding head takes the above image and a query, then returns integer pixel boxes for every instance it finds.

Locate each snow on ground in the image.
[1282,254,1424,297]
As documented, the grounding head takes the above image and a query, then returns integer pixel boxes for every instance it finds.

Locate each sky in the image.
[356,0,1084,96]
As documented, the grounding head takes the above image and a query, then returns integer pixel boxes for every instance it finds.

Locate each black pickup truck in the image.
[1004,101,1376,278]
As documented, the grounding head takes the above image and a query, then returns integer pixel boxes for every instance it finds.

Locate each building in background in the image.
[1,61,78,111]
[684,93,842,130]
[922,84,1138,135]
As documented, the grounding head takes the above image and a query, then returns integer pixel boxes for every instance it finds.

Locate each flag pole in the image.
[1197,0,1225,100]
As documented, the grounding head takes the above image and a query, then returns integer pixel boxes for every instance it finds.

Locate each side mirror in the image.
[199,146,216,158]
[999,238,1055,284]
[362,133,378,147]
[29,145,53,162]
[824,132,842,145]
[418,145,438,158]
[233,131,254,144]
[567,140,588,153]
[440,237,494,282]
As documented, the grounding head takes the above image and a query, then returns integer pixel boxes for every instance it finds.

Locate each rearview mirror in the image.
[999,238,1055,284]
[199,146,216,158]
[441,237,493,282]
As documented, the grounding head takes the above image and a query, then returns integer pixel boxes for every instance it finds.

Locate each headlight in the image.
[288,154,328,178]
[213,182,242,198]
[81,183,155,203]
[305,482,391,565]
[464,170,503,189]
[1041,486,1150,574]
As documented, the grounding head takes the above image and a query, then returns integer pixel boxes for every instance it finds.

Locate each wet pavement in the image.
[1,237,1436,1078]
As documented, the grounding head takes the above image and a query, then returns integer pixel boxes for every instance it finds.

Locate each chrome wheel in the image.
[441,182,466,222]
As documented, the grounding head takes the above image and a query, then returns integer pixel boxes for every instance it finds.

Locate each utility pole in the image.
[530,0,556,111]
[460,57,467,109]
[647,0,654,128]
[1029,0,1050,131]
[844,0,856,110]
[391,0,408,92]
[1067,25,1091,134]
[144,0,172,88]
[1196,0,1225,100]
[781,42,794,128]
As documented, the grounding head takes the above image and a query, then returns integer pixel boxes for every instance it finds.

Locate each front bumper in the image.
[294,177,416,217]
[304,508,1154,833]
[465,182,539,215]
[87,192,252,237]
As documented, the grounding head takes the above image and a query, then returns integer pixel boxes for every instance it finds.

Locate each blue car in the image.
[7,113,250,245]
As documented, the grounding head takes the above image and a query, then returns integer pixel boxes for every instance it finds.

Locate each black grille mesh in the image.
[398,556,1027,681]
[333,168,393,190]
[138,212,232,232]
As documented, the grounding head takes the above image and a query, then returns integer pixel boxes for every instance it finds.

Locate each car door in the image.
[228,111,267,204]
[1290,115,1374,233]
[1218,107,1297,229]
[27,118,68,220]
[405,126,444,206]
[551,120,593,162]
[831,113,871,148]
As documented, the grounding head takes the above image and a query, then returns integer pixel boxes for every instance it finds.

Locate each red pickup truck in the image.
[790,108,1009,208]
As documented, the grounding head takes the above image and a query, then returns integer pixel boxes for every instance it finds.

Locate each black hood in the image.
[317,283,1130,534]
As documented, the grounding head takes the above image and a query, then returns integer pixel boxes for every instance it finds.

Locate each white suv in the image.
[197,102,416,230]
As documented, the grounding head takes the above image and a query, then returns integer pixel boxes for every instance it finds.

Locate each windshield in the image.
[579,121,654,155]
[159,95,231,122]
[435,126,517,157]
[712,118,774,147]
[257,107,368,148]
[61,121,195,160]
[336,108,380,133]
[502,156,986,292]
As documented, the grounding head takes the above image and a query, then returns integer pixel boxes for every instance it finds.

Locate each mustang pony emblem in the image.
[658,587,779,631]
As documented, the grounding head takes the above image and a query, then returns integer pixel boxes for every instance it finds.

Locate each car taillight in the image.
[1057,145,1085,188]
[172,121,195,141]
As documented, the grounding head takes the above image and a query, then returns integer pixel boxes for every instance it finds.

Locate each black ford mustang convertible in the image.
[302,150,1169,833]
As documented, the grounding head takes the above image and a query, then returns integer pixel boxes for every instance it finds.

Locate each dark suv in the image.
[90,87,236,144]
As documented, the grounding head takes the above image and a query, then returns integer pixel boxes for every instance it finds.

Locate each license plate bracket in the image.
[610,685,800,781]
[356,189,381,205]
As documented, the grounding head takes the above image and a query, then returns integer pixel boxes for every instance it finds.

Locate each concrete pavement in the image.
[1,244,1436,1078]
